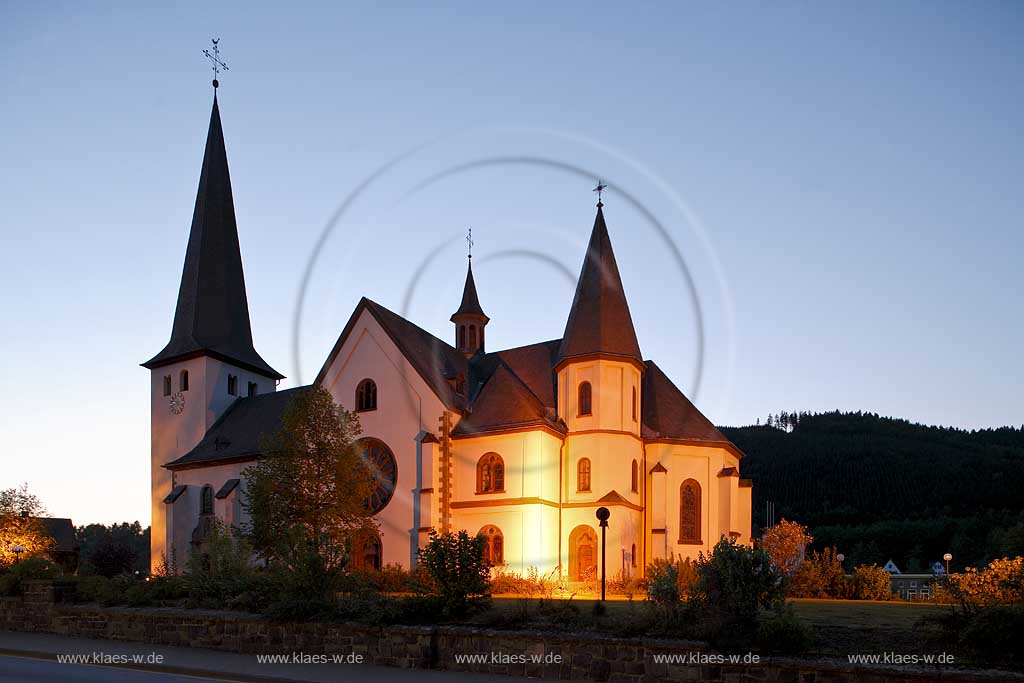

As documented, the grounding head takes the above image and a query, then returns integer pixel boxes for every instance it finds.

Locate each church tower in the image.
[557,200,645,571]
[451,255,489,356]
[142,93,283,573]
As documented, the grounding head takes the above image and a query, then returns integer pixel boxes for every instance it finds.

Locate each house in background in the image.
[29,517,79,573]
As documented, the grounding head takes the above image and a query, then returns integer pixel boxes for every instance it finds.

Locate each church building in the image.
[144,93,753,578]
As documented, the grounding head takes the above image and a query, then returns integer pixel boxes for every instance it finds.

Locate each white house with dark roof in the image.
[145,92,753,577]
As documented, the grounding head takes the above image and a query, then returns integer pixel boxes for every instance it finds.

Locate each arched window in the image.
[356,379,377,412]
[631,460,639,493]
[353,533,382,571]
[679,479,702,544]
[479,525,503,566]
[631,386,637,421]
[180,370,189,392]
[476,453,505,493]
[577,458,591,492]
[200,485,214,516]
[578,381,592,416]
[631,543,637,568]
[468,325,477,349]
[162,375,172,397]
[458,325,467,350]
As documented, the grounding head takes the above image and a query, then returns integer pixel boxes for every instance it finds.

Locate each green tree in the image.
[0,484,53,568]
[417,530,490,615]
[243,387,376,599]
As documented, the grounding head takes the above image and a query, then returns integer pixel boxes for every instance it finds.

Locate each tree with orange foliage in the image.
[760,518,812,576]
[0,484,53,568]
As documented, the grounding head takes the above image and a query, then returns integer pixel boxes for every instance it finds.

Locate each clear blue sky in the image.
[2,2,1021,526]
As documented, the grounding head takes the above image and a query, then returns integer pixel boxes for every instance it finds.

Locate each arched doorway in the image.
[568,525,598,581]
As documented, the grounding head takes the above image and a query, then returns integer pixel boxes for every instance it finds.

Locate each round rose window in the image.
[359,438,397,513]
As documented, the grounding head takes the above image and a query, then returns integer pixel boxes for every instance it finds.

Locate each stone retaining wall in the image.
[1,581,1018,682]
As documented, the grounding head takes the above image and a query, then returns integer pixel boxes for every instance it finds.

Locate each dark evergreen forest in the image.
[722,411,1024,571]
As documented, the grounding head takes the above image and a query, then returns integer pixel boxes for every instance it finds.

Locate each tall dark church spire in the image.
[143,97,283,380]
[557,203,642,367]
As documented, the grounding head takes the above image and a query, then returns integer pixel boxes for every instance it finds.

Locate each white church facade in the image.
[145,94,753,578]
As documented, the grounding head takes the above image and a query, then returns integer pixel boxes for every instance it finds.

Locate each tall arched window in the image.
[631,386,637,421]
[631,543,637,568]
[578,381,592,416]
[631,460,639,493]
[479,525,503,565]
[679,479,702,544]
[162,375,172,397]
[476,453,505,494]
[356,379,377,412]
[577,458,591,492]
[468,325,477,349]
[200,485,214,516]
[180,370,189,392]
[458,325,467,350]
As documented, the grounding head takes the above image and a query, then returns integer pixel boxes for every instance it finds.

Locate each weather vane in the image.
[466,227,474,260]
[202,38,229,89]
[593,179,608,205]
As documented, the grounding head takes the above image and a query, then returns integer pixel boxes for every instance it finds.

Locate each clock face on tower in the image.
[169,392,185,415]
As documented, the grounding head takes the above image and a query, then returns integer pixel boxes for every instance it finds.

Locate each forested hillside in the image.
[722,411,1024,571]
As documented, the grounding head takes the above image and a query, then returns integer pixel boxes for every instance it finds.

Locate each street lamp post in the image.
[596,507,610,602]
[943,552,952,576]
[11,545,25,564]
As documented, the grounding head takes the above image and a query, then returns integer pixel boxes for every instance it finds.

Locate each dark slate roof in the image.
[165,386,311,469]
[557,205,642,366]
[163,485,187,503]
[451,261,488,322]
[215,479,240,499]
[143,96,283,380]
[316,298,469,411]
[453,362,564,437]
[36,518,78,553]
[641,360,736,449]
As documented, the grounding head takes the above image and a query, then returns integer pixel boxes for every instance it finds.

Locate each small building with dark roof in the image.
[146,91,752,577]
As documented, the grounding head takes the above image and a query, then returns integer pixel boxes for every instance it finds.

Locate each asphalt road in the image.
[0,652,537,683]
[0,654,229,683]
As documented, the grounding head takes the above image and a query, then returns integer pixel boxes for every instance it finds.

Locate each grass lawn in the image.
[486,596,952,657]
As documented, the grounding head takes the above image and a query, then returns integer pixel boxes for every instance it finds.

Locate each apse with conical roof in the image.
[143,95,282,380]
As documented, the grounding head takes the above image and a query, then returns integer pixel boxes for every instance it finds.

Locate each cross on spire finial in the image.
[466,227,474,261]
[593,179,608,207]
[203,38,229,90]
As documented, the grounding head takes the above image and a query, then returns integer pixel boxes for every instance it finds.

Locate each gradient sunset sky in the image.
[2,2,1021,525]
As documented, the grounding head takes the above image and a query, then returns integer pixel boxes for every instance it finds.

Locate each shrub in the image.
[789,547,845,598]
[851,564,894,600]
[417,530,490,616]
[922,606,1024,668]
[186,522,259,609]
[75,575,116,605]
[757,604,812,654]
[0,557,61,596]
[688,538,784,649]
[645,558,681,623]
[940,556,1024,612]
